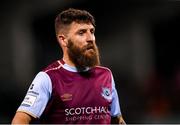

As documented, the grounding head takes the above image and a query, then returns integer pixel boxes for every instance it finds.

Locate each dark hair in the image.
[55,8,95,35]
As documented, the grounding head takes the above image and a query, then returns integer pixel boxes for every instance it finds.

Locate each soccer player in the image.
[12,8,126,124]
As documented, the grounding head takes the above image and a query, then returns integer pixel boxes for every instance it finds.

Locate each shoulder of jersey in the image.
[43,60,62,73]
[95,65,112,73]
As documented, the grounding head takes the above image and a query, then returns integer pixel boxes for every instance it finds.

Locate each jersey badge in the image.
[21,94,37,107]
[101,87,112,101]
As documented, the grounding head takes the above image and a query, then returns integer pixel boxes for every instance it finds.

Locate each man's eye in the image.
[91,31,95,34]
[90,29,95,34]
[78,31,84,35]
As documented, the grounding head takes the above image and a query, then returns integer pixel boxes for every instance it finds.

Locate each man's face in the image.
[66,22,100,69]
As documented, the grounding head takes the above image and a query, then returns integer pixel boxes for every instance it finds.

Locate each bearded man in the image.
[12,8,126,124]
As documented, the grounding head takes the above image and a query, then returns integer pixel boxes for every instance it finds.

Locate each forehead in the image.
[69,22,95,32]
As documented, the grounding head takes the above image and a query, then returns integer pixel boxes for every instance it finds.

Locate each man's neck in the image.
[62,57,75,67]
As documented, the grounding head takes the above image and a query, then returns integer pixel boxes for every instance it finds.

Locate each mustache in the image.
[83,44,95,51]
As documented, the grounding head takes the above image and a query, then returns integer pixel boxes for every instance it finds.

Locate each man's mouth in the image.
[85,45,94,51]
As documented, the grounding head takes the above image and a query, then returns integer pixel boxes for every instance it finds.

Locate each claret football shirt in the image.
[17,59,121,124]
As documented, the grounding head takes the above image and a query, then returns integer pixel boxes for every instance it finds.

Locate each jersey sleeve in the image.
[110,74,122,117]
[17,71,52,118]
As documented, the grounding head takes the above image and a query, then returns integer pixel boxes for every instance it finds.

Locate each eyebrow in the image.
[77,27,95,32]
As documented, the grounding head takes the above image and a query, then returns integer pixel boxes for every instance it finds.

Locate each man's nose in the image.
[86,32,94,43]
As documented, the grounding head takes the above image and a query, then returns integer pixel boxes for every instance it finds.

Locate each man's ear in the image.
[58,35,68,47]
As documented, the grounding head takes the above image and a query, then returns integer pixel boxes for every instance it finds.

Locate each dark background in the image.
[0,0,180,123]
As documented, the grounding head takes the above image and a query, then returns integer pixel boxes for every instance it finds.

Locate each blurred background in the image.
[0,0,180,123]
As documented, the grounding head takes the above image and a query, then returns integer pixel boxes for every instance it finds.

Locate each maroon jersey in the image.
[40,59,114,124]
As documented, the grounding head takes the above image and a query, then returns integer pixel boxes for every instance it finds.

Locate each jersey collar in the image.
[59,59,90,72]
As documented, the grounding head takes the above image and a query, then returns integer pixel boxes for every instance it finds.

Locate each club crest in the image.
[101,87,112,101]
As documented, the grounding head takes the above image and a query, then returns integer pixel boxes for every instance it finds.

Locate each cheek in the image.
[70,40,84,51]
[74,39,86,48]
[75,35,87,42]
[73,41,84,49]
[92,35,95,41]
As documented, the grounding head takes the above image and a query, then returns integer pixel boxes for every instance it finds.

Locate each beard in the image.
[67,39,100,71]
